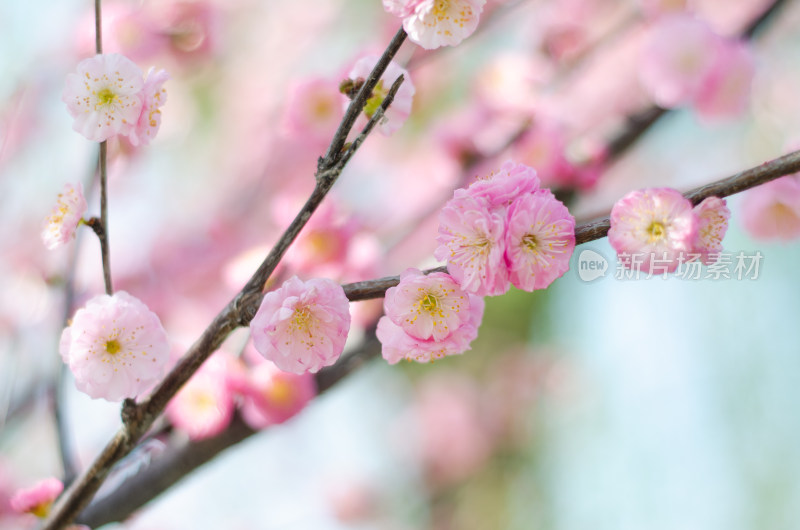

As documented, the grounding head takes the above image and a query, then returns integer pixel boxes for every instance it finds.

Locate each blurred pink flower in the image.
[692,196,730,264]
[639,14,720,107]
[510,124,576,189]
[608,187,698,273]
[239,360,316,428]
[410,376,492,486]
[10,478,62,518]
[384,268,471,341]
[692,39,756,122]
[377,279,483,365]
[250,277,351,374]
[59,291,170,401]
[346,55,415,136]
[41,182,87,250]
[392,0,486,50]
[740,176,800,241]
[157,1,221,61]
[127,67,169,147]
[505,189,575,291]
[283,77,343,146]
[166,352,238,440]
[435,193,508,296]
[62,53,144,142]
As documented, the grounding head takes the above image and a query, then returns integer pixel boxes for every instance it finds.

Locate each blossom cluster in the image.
[377,268,484,364]
[62,53,168,144]
[435,161,576,296]
[166,348,316,439]
[383,0,487,50]
[41,182,88,250]
[608,187,730,274]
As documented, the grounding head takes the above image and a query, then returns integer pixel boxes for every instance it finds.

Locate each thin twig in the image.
[74,148,800,527]
[41,31,409,530]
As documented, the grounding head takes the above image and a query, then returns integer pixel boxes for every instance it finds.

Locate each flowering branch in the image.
[70,147,800,527]
[41,28,409,530]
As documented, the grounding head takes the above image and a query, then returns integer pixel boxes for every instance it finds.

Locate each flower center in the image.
[647,221,666,241]
[522,234,539,251]
[432,0,450,17]
[363,80,388,118]
[266,379,295,406]
[105,339,122,355]
[96,88,118,107]
[293,307,312,332]
[420,293,440,314]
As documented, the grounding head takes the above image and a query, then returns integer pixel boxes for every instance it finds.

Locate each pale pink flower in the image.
[62,53,144,142]
[692,196,730,264]
[166,353,237,440]
[396,0,487,50]
[435,194,508,296]
[250,277,351,374]
[41,182,88,250]
[345,55,415,136]
[608,187,698,273]
[740,176,800,241]
[59,291,170,401]
[692,40,755,122]
[10,478,63,518]
[510,125,576,189]
[639,15,720,108]
[383,269,472,341]
[283,77,343,145]
[239,360,316,428]
[127,68,169,147]
[377,289,483,365]
[505,189,575,291]
[407,376,492,486]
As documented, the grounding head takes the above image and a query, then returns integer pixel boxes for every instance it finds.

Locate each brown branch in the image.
[41,29,409,530]
[71,148,800,527]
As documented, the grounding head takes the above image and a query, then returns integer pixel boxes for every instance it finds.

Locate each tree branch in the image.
[73,148,800,527]
[41,29,409,530]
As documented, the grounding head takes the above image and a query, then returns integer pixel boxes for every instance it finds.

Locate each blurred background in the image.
[2,0,800,528]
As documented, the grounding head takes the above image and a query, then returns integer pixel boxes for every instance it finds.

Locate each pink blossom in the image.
[10,478,63,518]
[62,53,144,142]
[692,39,756,122]
[692,196,730,264]
[239,360,316,428]
[377,275,483,365]
[41,182,88,250]
[127,67,169,147]
[345,55,415,136]
[435,193,508,296]
[510,124,576,189]
[740,176,800,241]
[383,268,471,341]
[639,15,720,108]
[608,187,698,273]
[394,0,487,50]
[250,277,351,374]
[505,189,575,291]
[460,160,541,209]
[166,353,238,440]
[59,291,170,401]
[283,77,343,145]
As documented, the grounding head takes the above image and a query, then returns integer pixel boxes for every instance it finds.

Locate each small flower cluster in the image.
[435,161,576,296]
[383,0,487,50]
[377,268,484,364]
[62,53,168,144]
[608,187,730,273]
[166,349,316,439]
[342,56,415,136]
